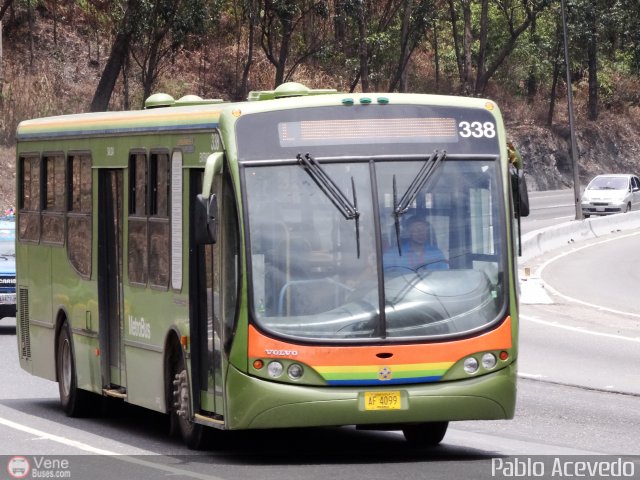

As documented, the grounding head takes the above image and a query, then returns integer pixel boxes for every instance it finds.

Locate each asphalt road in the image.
[520,189,578,234]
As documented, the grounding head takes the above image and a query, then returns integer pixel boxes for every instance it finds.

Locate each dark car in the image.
[0,215,16,319]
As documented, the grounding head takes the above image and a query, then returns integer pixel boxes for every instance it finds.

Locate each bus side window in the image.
[18,156,41,242]
[67,154,92,278]
[149,152,170,288]
[127,150,171,289]
[42,154,66,245]
[128,152,149,286]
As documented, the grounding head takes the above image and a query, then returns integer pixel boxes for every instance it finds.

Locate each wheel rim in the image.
[61,339,72,397]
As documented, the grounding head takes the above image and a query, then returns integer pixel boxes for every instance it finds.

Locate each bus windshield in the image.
[245,157,505,342]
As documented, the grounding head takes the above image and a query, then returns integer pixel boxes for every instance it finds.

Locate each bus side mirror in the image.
[510,168,530,218]
[195,194,217,245]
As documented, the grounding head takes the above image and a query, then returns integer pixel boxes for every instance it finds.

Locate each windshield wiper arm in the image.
[297,153,361,257]
[393,150,446,255]
[394,150,446,216]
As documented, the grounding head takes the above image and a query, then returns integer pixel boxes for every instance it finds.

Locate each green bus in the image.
[15,82,520,449]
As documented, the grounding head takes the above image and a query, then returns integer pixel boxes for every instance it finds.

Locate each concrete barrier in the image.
[520,211,640,263]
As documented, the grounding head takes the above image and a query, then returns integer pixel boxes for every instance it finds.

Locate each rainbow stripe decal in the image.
[315,362,455,386]
[248,318,513,387]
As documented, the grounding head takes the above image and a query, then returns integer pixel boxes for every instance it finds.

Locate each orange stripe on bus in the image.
[248,316,512,365]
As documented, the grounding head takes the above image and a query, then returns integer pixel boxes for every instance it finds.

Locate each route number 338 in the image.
[458,121,496,138]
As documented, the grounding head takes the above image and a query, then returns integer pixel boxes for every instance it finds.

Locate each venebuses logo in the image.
[7,456,30,479]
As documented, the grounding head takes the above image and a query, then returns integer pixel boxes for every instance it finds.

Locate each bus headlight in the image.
[463,357,479,374]
[287,363,304,380]
[482,353,497,370]
[267,361,284,378]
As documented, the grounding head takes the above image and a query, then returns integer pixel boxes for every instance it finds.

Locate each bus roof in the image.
[16,86,500,142]
[16,103,224,141]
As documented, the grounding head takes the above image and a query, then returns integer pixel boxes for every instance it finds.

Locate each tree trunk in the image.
[474,14,534,95]
[474,0,489,93]
[90,0,139,112]
[0,0,11,89]
[334,0,346,45]
[274,17,292,87]
[547,34,563,126]
[142,38,160,102]
[90,31,132,111]
[358,3,369,92]
[27,0,34,69]
[462,0,473,93]
[0,0,14,21]
[239,0,257,101]
[526,15,539,102]
[586,6,598,120]
[447,0,464,82]
[389,0,412,92]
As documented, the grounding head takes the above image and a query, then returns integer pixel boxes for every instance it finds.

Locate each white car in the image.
[581,174,640,218]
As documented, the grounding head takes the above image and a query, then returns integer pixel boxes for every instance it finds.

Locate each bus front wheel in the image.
[56,322,89,417]
[402,421,448,447]
[169,347,209,450]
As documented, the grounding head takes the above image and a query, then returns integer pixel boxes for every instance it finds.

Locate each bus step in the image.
[103,387,127,399]
[194,413,224,427]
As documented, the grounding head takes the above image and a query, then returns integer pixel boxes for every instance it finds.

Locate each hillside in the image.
[2,4,640,211]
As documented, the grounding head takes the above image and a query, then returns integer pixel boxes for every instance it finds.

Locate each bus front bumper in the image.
[224,362,517,430]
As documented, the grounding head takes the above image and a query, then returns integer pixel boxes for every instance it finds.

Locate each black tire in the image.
[169,347,209,450]
[56,322,90,417]
[402,421,448,447]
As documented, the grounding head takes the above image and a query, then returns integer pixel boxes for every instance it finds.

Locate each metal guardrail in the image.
[520,211,640,263]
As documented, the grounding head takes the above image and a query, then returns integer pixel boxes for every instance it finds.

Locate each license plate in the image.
[0,294,15,305]
[364,391,402,411]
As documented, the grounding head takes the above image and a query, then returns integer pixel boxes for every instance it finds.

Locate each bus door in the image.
[189,169,221,416]
[97,169,125,391]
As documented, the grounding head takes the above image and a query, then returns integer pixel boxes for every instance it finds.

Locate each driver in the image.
[384,216,448,270]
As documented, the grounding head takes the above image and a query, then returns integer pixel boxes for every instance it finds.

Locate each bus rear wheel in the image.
[56,322,89,417]
[402,421,448,447]
[169,348,209,450]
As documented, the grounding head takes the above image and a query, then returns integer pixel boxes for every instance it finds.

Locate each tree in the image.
[0,0,15,86]
[445,0,551,95]
[259,0,330,88]
[446,0,473,93]
[232,0,260,100]
[546,21,563,125]
[564,0,609,121]
[90,0,141,112]
[130,0,211,103]
[388,0,436,92]
[474,0,551,95]
[585,1,598,120]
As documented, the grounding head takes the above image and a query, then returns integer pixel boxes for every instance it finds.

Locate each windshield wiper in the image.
[392,150,446,255]
[297,153,361,257]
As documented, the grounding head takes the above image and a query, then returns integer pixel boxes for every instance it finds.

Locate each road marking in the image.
[0,416,224,480]
[521,314,640,344]
[532,231,640,319]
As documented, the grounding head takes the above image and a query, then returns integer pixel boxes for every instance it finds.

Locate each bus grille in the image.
[18,288,31,359]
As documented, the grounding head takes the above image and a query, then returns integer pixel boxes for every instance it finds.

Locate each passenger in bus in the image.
[384,216,448,271]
